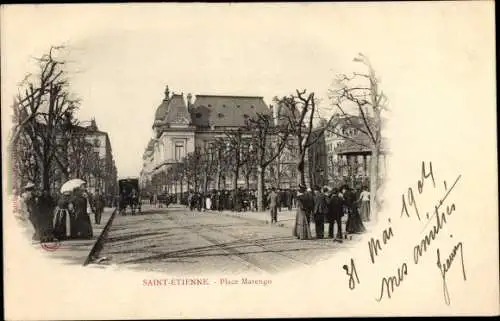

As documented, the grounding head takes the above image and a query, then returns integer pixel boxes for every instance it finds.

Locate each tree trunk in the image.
[276,159,281,188]
[245,174,250,190]
[179,179,183,204]
[370,147,379,222]
[296,159,306,187]
[42,157,51,192]
[257,166,265,212]
[216,166,221,190]
[232,169,239,191]
[203,172,208,193]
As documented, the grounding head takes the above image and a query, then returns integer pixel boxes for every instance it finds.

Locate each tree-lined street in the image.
[96,205,366,274]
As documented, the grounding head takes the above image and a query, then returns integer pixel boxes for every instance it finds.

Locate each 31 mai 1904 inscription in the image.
[343,161,466,305]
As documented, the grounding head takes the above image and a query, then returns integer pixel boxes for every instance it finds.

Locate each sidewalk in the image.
[33,207,115,265]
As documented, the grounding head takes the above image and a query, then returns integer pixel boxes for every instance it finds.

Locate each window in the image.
[175,143,184,161]
[218,113,225,118]
[208,104,212,108]
[243,114,249,119]
[195,112,202,118]
[237,105,241,108]
[250,105,255,109]
[222,104,226,108]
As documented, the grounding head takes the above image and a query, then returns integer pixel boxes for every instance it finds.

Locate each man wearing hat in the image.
[20,182,40,240]
[312,186,329,239]
[327,188,344,242]
[267,187,279,224]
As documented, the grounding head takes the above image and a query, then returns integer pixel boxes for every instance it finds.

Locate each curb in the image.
[83,207,118,266]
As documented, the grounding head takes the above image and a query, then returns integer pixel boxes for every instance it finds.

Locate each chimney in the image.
[187,93,192,107]
[164,85,170,100]
[273,103,280,126]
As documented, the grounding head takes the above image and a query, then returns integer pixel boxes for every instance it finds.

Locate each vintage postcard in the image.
[2,2,498,319]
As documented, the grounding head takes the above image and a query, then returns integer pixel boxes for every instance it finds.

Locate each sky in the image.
[1,3,493,178]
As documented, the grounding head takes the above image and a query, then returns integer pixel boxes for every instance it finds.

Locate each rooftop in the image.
[189,94,270,128]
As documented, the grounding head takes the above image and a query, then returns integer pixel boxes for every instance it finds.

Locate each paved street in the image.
[98,204,368,274]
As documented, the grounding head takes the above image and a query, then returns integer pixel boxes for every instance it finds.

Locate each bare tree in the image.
[216,128,248,191]
[274,90,334,187]
[245,113,289,211]
[11,47,80,192]
[183,152,197,192]
[328,53,388,222]
[9,46,68,148]
[200,143,219,193]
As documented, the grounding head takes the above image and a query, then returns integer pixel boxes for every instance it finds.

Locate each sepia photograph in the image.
[2,2,498,319]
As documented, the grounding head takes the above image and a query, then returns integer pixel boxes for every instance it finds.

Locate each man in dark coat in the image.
[313,186,329,239]
[267,187,279,224]
[37,190,56,241]
[92,190,106,224]
[327,188,344,242]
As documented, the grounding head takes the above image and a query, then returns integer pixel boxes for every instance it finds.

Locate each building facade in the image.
[140,87,297,194]
[67,119,118,195]
[308,115,389,189]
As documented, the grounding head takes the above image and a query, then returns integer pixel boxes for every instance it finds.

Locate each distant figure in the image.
[206,193,212,210]
[267,187,279,224]
[327,188,344,242]
[344,186,366,235]
[92,190,106,225]
[359,186,370,221]
[313,186,329,239]
[293,184,312,240]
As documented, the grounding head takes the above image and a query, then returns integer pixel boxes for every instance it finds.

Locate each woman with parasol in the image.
[54,179,93,239]
[53,190,75,240]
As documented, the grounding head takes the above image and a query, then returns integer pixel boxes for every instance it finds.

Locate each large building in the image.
[65,119,118,195]
[308,115,389,188]
[140,86,296,194]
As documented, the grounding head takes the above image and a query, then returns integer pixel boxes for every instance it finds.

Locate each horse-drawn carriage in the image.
[118,178,141,215]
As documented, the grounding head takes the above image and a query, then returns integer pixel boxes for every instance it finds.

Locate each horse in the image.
[119,193,141,215]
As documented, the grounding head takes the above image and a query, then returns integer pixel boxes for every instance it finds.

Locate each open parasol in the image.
[60,178,86,194]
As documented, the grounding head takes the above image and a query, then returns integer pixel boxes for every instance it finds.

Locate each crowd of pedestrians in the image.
[15,182,108,242]
[292,184,370,242]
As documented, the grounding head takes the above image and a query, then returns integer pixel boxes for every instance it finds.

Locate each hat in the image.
[24,182,35,190]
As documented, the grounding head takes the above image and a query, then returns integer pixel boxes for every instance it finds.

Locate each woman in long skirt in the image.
[70,189,93,239]
[53,192,74,240]
[206,194,212,210]
[346,201,366,234]
[293,185,312,240]
[359,186,371,221]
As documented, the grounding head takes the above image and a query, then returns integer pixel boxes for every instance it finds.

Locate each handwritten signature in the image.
[437,241,467,305]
